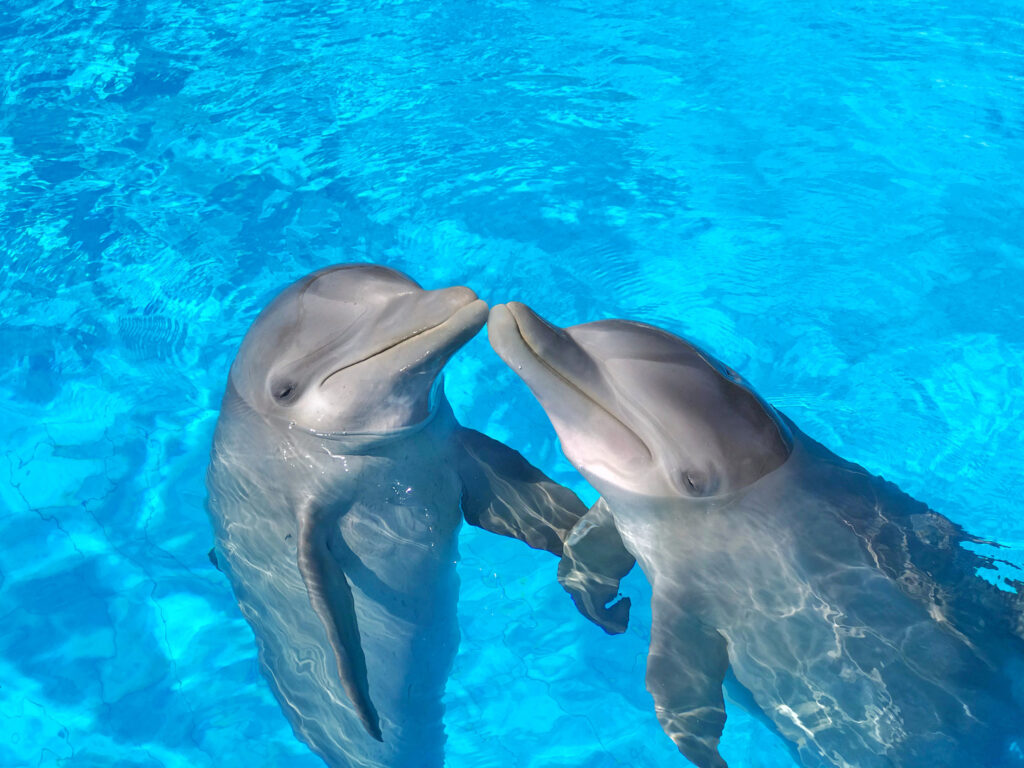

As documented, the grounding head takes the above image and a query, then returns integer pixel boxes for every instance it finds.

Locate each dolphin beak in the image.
[442,295,489,346]
[320,292,487,387]
[490,302,590,380]
[417,294,488,371]
[502,301,570,353]
[486,302,522,358]
[488,302,652,472]
[490,302,612,408]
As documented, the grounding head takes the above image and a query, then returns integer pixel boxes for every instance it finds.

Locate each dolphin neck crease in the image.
[297,404,445,452]
[294,400,449,454]
[229,381,450,454]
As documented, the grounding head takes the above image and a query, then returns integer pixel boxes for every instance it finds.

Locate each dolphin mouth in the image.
[495,303,583,392]
[320,298,487,388]
[492,302,652,462]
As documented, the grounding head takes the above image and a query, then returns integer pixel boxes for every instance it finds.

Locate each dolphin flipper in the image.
[647,610,731,768]
[297,512,382,741]
[558,498,635,634]
[454,427,587,556]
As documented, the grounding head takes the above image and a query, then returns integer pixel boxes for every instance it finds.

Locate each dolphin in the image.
[487,301,1024,768]
[206,267,586,768]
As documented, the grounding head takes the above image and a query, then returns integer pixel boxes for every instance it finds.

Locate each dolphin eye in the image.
[271,381,298,404]
[681,471,704,496]
[678,469,717,498]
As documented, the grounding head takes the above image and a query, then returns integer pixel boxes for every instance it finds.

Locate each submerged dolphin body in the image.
[488,301,1024,768]
[206,267,586,768]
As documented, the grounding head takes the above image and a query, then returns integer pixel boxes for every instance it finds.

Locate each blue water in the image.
[2,0,1023,765]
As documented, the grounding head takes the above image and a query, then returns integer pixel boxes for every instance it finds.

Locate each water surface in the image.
[2,0,1023,765]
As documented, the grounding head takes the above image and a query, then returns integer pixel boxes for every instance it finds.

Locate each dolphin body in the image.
[206,267,586,768]
[488,301,1024,768]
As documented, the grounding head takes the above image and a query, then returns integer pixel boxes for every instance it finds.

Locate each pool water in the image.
[2,0,1023,765]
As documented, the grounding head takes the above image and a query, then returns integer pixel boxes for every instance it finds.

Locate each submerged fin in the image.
[208,547,221,572]
[647,605,730,768]
[297,513,381,741]
[455,427,587,556]
[558,498,635,634]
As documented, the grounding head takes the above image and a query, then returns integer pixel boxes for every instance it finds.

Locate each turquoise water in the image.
[2,0,1023,765]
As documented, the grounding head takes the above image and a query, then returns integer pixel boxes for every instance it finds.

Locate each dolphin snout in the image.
[489,301,601,402]
[424,285,487,335]
[488,302,653,475]
[433,284,480,311]
[385,284,484,339]
[499,301,572,356]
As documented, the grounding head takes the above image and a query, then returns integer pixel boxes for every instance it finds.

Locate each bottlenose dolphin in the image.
[488,301,1024,768]
[206,267,585,768]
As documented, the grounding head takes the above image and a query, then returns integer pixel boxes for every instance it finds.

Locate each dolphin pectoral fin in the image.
[647,612,730,768]
[207,547,221,572]
[297,516,382,741]
[558,498,635,634]
[454,427,588,556]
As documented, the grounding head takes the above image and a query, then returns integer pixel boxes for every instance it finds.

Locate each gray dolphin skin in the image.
[206,266,586,768]
[488,301,1024,768]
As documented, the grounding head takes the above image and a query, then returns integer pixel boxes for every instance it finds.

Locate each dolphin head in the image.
[488,302,792,501]
[230,264,487,435]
